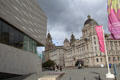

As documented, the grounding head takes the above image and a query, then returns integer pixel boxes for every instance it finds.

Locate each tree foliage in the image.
[42,59,55,68]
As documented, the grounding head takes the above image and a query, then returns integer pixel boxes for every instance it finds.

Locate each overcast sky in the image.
[38,0,109,46]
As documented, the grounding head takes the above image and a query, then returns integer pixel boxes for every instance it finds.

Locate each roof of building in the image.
[47,33,52,40]
[64,38,69,43]
[44,46,65,52]
[84,15,98,26]
[70,33,76,43]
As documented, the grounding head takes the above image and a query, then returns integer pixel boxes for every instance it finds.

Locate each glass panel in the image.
[29,38,33,52]
[0,20,2,42]
[16,31,24,49]
[34,41,37,53]
[1,22,9,44]
[32,41,35,53]
[0,19,38,54]
[23,35,29,51]
[9,26,14,46]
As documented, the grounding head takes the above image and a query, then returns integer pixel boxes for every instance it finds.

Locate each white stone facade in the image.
[64,16,120,67]
[44,46,65,67]
[44,16,120,68]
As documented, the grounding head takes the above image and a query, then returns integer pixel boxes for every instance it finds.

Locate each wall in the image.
[0,43,42,75]
[0,0,47,45]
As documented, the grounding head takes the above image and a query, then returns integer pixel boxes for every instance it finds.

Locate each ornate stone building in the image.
[45,33,55,51]
[64,15,120,67]
[44,15,120,67]
[44,33,65,67]
[44,33,55,62]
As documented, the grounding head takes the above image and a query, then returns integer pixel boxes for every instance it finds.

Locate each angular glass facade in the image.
[0,19,38,54]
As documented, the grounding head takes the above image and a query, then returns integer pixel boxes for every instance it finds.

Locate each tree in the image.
[42,59,55,68]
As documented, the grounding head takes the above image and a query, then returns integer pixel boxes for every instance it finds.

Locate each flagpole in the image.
[102,27,115,79]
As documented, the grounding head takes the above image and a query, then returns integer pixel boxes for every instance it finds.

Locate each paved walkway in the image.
[39,71,65,80]
[60,67,120,80]
[38,75,58,80]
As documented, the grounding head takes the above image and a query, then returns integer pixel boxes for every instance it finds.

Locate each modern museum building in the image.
[0,0,47,79]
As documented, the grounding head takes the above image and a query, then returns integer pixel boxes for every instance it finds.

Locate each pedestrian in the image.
[57,65,59,70]
[55,65,58,72]
[109,63,112,68]
[60,66,62,71]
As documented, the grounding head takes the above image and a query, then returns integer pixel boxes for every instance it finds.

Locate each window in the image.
[100,58,102,62]
[115,41,117,45]
[96,58,99,62]
[0,19,38,54]
[113,57,116,61]
[0,20,2,41]
[110,42,113,46]
[1,22,9,44]
[109,57,111,61]
[95,46,97,50]
[94,41,96,44]
[94,36,96,40]
[118,56,120,61]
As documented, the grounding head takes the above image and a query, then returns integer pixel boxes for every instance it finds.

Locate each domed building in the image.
[44,15,120,68]
[64,15,120,67]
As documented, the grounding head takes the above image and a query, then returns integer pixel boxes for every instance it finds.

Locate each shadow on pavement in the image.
[91,71,100,75]
[94,74,102,80]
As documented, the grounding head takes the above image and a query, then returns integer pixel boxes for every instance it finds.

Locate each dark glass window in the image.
[1,22,9,44]
[9,26,15,46]
[0,19,38,54]
[0,20,2,41]
[14,31,24,49]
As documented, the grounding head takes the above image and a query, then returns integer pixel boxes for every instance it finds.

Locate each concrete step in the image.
[39,72,65,80]
[38,75,58,80]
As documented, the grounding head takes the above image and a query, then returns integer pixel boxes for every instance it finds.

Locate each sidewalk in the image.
[38,75,58,80]
[38,71,65,80]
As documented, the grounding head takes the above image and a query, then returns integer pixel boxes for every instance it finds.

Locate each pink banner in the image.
[108,0,120,39]
[95,26,105,53]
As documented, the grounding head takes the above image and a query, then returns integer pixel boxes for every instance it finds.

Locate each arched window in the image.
[96,58,99,62]
[100,58,102,62]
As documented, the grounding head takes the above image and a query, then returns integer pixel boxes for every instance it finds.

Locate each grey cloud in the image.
[38,0,108,45]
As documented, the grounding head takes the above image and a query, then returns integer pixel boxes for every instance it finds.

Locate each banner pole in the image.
[103,28,110,73]
[102,27,115,78]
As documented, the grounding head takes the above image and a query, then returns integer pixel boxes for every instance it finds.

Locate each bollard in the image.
[113,64,117,80]
[98,74,101,80]
[84,76,86,80]
[114,76,117,80]
[113,64,117,76]
[69,76,71,80]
